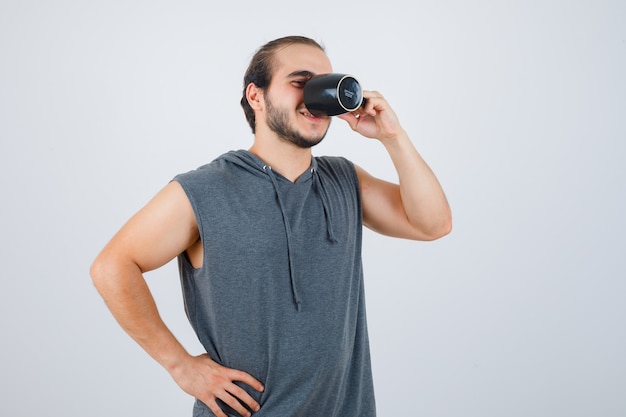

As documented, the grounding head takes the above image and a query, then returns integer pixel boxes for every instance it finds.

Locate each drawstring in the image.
[263,165,302,311]
[312,167,338,243]
[262,163,337,311]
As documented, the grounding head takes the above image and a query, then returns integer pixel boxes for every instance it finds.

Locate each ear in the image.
[246,83,264,111]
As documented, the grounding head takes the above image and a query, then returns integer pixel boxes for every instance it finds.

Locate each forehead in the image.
[272,43,332,78]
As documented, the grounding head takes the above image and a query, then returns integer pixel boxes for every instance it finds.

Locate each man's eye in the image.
[292,80,306,87]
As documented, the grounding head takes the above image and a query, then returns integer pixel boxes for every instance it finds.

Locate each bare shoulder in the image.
[96,181,199,273]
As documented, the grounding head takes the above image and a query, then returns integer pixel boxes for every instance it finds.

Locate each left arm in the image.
[339,91,452,241]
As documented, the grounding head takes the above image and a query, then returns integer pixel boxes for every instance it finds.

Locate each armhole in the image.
[343,158,364,225]
[171,178,205,270]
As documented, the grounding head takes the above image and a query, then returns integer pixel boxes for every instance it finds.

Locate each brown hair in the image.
[240,36,325,133]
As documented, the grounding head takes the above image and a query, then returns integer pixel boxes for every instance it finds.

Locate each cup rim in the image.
[335,74,363,112]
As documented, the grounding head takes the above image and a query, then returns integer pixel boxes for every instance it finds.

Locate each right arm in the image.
[90,181,263,417]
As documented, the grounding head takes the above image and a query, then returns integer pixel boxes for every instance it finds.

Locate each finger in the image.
[219,390,255,417]
[337,112,360,130]
[227,369,265,393]
[205,392,254,417]
[361,96,380,117]
[205,399,229,417]
[227,383,261,413]
[362,89,383,100]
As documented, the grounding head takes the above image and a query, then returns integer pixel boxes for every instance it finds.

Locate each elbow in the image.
[90,250,144,298]
[90,251,123,296]
[90,254,108,294]
[433,207,453,239]
[419,214,452,241]
[437,216,453,239]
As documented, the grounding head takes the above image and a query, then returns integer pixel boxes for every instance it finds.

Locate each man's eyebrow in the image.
[286,70,315,79]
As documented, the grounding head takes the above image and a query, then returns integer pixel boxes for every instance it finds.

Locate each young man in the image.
[91,35,451,417]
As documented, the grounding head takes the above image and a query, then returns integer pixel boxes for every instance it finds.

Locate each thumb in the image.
[337,112,361,130]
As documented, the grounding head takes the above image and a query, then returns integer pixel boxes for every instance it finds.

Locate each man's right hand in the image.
[171,354,264,417]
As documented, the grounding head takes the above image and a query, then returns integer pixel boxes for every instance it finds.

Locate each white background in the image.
[1,1,624,416]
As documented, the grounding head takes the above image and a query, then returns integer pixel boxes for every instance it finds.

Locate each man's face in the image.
[262,44,333,148]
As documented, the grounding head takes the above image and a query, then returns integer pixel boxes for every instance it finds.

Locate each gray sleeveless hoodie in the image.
[174,150,376,416]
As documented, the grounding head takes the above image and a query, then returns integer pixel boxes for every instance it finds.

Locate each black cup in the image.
[304,73,364,116]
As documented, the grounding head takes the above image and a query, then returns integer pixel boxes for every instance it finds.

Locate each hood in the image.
[219,150,337,311]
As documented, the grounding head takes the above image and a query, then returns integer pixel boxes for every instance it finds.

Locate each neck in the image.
[248,135,313,183]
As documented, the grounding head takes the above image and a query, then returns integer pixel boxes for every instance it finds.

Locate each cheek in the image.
[282,87,305,105]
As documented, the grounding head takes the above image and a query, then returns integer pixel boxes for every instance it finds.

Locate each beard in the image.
[265,95,329,149]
